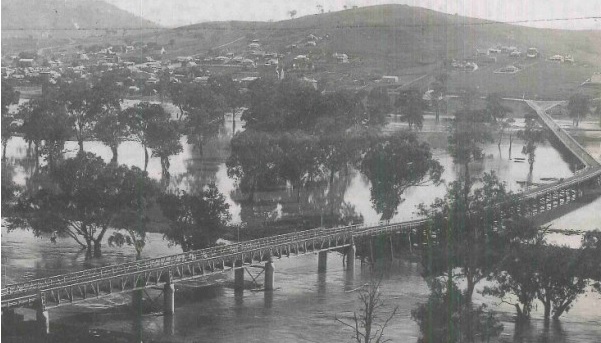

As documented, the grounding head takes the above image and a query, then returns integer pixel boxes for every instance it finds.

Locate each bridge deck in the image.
[2,100,600,310]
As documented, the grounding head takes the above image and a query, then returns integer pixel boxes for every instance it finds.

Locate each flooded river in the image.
[2,112,600,342]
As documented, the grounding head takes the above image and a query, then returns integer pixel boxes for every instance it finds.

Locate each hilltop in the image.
[1,0,159,42]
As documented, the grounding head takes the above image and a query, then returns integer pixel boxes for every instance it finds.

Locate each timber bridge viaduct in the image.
[2,100,600,335]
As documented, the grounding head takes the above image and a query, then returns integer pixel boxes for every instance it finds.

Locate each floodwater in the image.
[2,111,601,342]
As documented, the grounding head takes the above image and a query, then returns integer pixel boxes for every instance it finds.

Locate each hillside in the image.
[130,4,600,69]
[1,0,159,40]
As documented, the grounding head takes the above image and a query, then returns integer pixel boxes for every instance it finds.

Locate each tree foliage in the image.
[395,89,426,130]
[123,102,171,170]
[1,81,20,160]
[94,109,128,164]
[146,117,182,180]
[412,279,503,343]
[418,172,538,303]
[517,111,545,172]
[242,78,372,134]
[360,132,442,221]
[17,97,72,167]
[567,93,590,127]
[8,153,157,258]
[59,76,122,153]
[158,184,231,251]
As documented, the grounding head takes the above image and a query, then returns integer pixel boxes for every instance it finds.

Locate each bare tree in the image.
[336,277,398,343]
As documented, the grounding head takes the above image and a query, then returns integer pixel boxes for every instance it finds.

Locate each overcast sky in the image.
[103,0,601,30]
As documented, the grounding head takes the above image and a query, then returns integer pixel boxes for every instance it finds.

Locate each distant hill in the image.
[135,4,601,69]
[1,0,159,39]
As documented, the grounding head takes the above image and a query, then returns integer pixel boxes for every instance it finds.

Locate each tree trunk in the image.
[110,145,118,164]
[144,146,149,171]
[508,134,513,159]
[78,139,85,155]
[93,240,102,258]
[34,142,40,167]
[85,239,93,260]
[232,107,237,133]
[515,304,524,320]
[465,273,475,305]
[2,140,7,161]
[552,300,573,320]
[464,162,470,206]
[543,298,551,320]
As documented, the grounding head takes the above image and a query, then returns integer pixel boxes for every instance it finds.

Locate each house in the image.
[241,59,256,68]
[18,59,35,67]
[476,49,488,56]
[381,75,399,84]
[305,41,317,47]
[302,77,318,90]
[239,76,260,87]
[248,43,261,49]
[194,76,210,84]
[128,86,140,94]
[214,56,231,63]
[293,55,312,70]
[526,48,539,58]
[510,51,522,58]
[332,52,349,63]
[549,55,564,62]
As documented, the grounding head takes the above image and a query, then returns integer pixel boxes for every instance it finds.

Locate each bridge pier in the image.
[35,297,49,335]
[318,251,327,273]
[346,245,356,271]
[164,273,175,315]
[163,312,175,336]
[234,260,244,291]
[265,260,275,291]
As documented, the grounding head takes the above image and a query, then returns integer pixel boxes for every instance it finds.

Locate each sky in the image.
[103,0,601,30]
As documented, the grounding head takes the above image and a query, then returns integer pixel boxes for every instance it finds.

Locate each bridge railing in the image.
[0,221,393,296]
[526,100,599,168]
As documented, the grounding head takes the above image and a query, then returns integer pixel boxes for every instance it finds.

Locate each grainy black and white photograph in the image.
[1,0,600,342]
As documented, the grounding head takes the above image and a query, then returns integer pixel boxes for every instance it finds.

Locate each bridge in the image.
[2,101,600,335]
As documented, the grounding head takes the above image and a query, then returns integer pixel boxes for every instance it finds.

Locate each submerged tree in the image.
[336,277,399,343]
[532,245,589,320]
[94,109,129,164]
[447,90,494,201]
[1,81,20,160]
[8,153,157,258]
[158,184,231,251]
[567,93,590,127]
[484,229,548,321]
[227,130,283,202]
[418,172,538,304]
[485,93,513,147]
[517,111,545,172]
[146,118,182,181]
[360,132,443,221]
[395,89,427,130]
[412,279,503,343]
[123,102,171,170]
[17,97,72,168]
[59,77,122,154]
